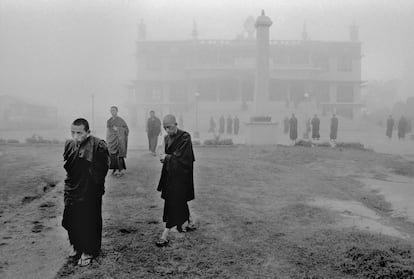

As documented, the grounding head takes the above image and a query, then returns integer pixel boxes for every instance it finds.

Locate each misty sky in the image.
[0,0,413,119]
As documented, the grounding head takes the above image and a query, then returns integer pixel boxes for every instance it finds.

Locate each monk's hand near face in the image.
[160,153,166,164]
[113,126,118,131]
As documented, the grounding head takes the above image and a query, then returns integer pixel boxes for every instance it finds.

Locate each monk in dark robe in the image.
[398,115,407,139]
[233,116,240,135]
[289,113,298,143]
[386,115,394,139]
[226,115,233,134]
[311,114,320,140]
[146,110,161,156]
[106,106,129,176]
[62,118,109,266]
[330,114,339,141]
[208,116,216,133]
[219,115,225,134]
[156,114,196,247]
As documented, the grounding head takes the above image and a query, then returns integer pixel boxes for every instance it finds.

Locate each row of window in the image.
[141,82,354,103]
[144,55,353,72]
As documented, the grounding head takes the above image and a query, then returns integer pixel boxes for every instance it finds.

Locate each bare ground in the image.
[1,144,414,278]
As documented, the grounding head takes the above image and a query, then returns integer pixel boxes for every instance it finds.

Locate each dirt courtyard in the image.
[1,143,414,278]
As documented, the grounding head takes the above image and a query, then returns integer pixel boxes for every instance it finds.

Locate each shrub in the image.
[250,116,272,122]
[7,139,20,144]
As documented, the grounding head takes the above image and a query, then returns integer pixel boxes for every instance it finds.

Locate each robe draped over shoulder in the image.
[106,116,129,157]
[157,129,195,202]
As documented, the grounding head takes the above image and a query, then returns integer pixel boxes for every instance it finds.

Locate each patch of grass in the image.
[285,229,414,278]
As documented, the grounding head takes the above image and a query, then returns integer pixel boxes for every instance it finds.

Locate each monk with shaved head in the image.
[156,114,196,247]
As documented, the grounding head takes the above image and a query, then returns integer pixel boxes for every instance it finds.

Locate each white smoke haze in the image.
[0,0,413,125]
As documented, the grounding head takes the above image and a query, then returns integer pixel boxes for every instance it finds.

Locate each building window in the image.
[198,49,217,65]
[144,84,163,103]
[337,84,354,102]
[168,56,185,70]
[269,80,289,101]
[169,82,187,103]
[312,82,330,103]
[312,53,330,71]
[272,50,289,65]
[241,79,254,102]
[146,57,163,71]
[337,55,352,72]
[290,82,306,106]
[219,79,238,101]
[289,48,309,65]
[197,80,217,101]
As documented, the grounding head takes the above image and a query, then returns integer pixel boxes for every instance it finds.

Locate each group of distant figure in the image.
[284,113,338,144]
[208,115,240,135]
[386,115,411,140]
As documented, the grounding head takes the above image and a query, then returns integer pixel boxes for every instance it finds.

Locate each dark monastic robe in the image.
[157,129,195,229]
[62,136,109,256]
[311,116,320,140]
[219,116,225,134]
[208,117,216,133]
[398,117,407,139]
[386,117,394,138]
[289,116,298,141]
[147,116,161,153]
[226,116,233,134]
[330,116,339,140]
[106,116,129,169]
[234,117,240,135]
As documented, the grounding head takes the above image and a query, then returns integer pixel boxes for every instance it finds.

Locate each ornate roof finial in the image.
[261,9,265,16]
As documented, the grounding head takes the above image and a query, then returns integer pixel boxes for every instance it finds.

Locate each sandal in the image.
[155,238,169,247]
[78,254,93,267]
[68,246,81,259]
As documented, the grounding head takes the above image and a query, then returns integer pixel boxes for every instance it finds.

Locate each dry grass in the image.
[1,144,414,278]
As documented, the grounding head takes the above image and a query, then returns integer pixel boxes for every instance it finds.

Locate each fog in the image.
[0,0,414,128]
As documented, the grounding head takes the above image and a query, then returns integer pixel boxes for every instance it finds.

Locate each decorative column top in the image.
[255,10,272,28]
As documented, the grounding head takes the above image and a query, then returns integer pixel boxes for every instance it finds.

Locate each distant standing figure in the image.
[289,113,298,143]
[107,106,129,176]
[311,114,320,140]
[330,114,339,141]
[398,116,407,139]
[63,118,109,266]
[303,118,311,139]
[226,115,233,134]
[283,116,290,134]
[233,116,240,135]
[386,115,394,139]
[208,116,216,133]
[219,115,225,134]
[156,114,196,247]
[146,111,162,156]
